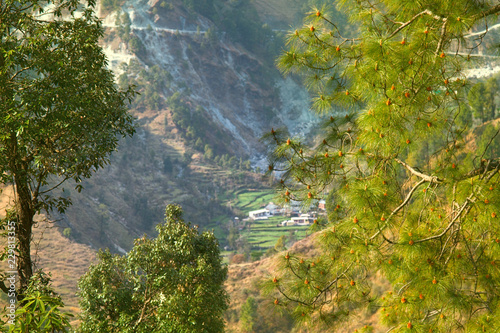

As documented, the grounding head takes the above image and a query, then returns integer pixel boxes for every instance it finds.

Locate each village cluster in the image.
[244,200,326,226]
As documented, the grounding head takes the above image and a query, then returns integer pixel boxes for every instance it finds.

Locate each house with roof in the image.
[265,202,281,215]
[280,214,315,226]
[249,208,270,220]
[318,199,326,210]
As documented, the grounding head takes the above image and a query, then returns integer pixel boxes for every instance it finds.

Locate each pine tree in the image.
[263,1,500,331]
[240,296,258,332]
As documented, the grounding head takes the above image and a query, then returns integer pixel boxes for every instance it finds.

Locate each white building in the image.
[249,209,270,220]
[292,214,315,225]
[280,214,315,226]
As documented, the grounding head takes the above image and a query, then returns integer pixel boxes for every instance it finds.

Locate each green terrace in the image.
[244,215,310,249]
[205,189,316,256]
[233,189,314,249]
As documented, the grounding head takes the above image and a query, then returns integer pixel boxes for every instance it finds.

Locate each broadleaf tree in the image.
[263,0,500,331]
[6,271,73,332]
[0,0,136,295]
[77,204,229,333]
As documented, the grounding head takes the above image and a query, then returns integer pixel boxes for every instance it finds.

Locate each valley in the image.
[2,0,500,332]
[52,0,325,256]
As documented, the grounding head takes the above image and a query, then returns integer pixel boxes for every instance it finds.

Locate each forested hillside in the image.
[1,0,500,332]
[54,0,324,252]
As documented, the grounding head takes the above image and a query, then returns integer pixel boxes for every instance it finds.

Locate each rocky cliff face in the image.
[54,0,321,252]
[102,0,317,157]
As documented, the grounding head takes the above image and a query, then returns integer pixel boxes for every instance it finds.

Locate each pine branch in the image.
[413,195,473,244]
[276,285,313,307]
[473,4,500,20]
[387,10,444,40]
[485,162,500,182]
[395,158,443,183]
[370,178,426,240]
[397,279,414,296]
[320,15,361,42]
[421,309,441,322]
[276,261,353,307]
[460,158,500,181]
[437,227,459,260]
[435,19,448,57]
[315,262,354,300]
[391,178,426,217]
[480,127,500,161]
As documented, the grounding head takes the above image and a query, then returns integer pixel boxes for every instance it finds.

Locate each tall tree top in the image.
[264,0,500,331]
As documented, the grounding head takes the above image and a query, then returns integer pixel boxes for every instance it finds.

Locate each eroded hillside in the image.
[54,0,321,252]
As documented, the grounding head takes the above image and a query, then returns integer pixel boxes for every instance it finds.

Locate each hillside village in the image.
[245,200,326,227]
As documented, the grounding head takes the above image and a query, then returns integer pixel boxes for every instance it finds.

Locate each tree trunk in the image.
[15,177,34,295]
[8,133,35,296]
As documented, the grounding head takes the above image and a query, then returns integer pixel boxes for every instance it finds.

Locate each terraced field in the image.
[231,189,312,249]
[245,216,310,248]
[232,189,274,211]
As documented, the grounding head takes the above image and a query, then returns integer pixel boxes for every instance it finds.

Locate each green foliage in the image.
[163,155,174,173]
[159,1,170,9]
[168,93,203,141]
[117,12,132,42]
[62,228,72,238]
[239,296,257,332]
[250,250,264,261]
[165,92,233,156]
[264,0,500,331]
[4,272,73,332]
[101,0,124,13]
[128,36,145,54]
[119,60,172,111]
[0,0,136,292]
[0,0,136,199]
[96,203,110,240]
[204,27,218,46]
[468,76,499,122]
[181,0,282,68]
[218,0,274,53]
[181,0,216,18]
[274,235,287,251]
[227,226,239,249]
[204,144,215,160]
[476,123,500,160]
[213,153,252,170]
[296,0,353,32]
[78,204,229,333]
[231,293,295,333]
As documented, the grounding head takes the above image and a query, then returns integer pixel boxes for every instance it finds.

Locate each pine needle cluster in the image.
[262,1,500,331]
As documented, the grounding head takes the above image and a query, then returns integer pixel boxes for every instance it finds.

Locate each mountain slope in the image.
[50,0,324,253]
